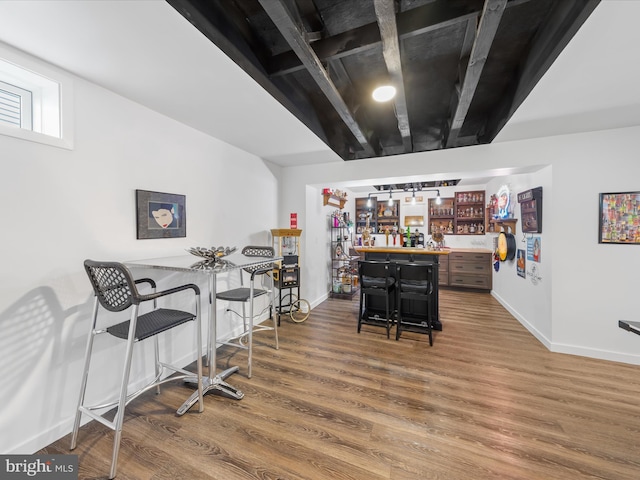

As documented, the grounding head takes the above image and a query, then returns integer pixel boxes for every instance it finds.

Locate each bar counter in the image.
[354,246,451,257]
[354,246,450,331]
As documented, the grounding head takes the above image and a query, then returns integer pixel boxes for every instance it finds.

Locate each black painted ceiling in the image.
[167,0,600,161]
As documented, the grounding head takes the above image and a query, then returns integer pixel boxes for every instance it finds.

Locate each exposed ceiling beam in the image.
[446,0,508,148]
[269,0,482,77]
[258,0,377,157]
[325,58,382,158]
[374,0,412,152]
[269,0,532,78]
[458,18,478,90]
[295,0,325,35]
[444,17,478,146]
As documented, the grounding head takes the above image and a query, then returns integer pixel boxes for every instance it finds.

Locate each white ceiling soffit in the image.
[494,1,640,143]
[0,2,639,168]
[0,0,333,167]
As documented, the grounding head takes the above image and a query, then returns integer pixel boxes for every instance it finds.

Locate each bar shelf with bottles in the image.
[428,191,486,235]
[355,196,401,235]
[429,197,455,235]
[455,191,485,235]
[375,199,400,233]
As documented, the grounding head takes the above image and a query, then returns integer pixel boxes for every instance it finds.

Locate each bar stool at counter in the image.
[215,245,279,378]
[71,260,204,479]
[358,260,396,338]
[395,262,435,345]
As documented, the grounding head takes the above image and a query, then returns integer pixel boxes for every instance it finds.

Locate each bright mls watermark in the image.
[1,455,78,479]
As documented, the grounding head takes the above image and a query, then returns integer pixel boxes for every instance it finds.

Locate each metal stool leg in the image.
[108,306,139,479]
[70,298,100,450]
[248,279,254,379]
[271,278,279,349]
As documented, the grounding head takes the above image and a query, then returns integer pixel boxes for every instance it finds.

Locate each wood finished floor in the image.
[41,289,640,479]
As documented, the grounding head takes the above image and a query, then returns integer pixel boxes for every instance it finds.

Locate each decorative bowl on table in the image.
[186,246,237,262]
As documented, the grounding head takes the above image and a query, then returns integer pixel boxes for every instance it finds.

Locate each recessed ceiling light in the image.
[372,85,396,102]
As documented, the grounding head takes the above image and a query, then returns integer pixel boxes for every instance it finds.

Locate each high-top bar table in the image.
[126,251,281,415]
[619,320,640,336]
[355,246,450,330]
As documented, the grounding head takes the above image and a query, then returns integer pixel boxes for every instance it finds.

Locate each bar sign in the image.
[290,213,298,229]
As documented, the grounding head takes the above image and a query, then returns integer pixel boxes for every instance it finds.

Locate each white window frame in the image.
[0,42,74,150]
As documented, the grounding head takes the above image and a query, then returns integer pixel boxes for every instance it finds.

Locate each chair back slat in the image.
[358,260,395,289]
[396,262,434,295]
[84,260,137,312]
[241,246,275,275]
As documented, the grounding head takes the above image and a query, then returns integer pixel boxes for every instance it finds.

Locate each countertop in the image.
[354,246,494,255]
[354,246,450,255]
[445,248,494,254]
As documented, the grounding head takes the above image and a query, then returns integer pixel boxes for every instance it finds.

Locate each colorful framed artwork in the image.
[136,189,186,239]
[598,192,640,244]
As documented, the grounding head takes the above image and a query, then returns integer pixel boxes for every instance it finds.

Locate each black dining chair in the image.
[358,260,396,338]
[71,260,204,479]
[215,246,278,378]
[395,262,435,345]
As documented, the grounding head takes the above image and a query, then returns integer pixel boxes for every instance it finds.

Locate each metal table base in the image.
[176,366,244,415]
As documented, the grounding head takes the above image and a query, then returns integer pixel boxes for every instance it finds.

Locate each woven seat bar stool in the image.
[358,260,396,338]
[216,245,278,378]
[395,262,435,345]
[70,260,204,479]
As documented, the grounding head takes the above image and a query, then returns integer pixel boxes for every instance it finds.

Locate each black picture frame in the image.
[598,191,640,244]
[136,189,186,239]
[517,187,543,234]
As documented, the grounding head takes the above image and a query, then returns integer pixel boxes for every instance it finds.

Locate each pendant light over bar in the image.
[366,187,442,205]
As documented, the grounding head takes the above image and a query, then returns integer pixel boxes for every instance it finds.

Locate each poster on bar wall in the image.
[527,236,541,263]
[517,249,526,278]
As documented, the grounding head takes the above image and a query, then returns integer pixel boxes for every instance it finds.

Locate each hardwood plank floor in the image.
[41,289,640,479]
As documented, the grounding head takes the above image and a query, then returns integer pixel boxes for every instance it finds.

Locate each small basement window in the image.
[0,80,32,129]
[0,43,74,150]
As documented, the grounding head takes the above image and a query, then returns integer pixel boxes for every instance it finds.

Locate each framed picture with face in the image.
[136,189,186,239]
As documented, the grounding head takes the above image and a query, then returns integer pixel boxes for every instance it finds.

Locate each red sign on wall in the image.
[290,213,298,229]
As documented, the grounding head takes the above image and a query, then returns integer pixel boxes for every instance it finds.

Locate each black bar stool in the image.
[395,262,435,345]
[358,260,396,338]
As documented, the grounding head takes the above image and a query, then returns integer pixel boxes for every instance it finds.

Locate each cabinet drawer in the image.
[439,271,449,286]
[449,273,491,289]
[449,261,491,275]
[449,251,490,262]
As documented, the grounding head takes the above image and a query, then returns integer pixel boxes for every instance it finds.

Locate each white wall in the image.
[280,126,640,367]
[0,57,279,453]
[486,168,553,344]
[545,128,637,360]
